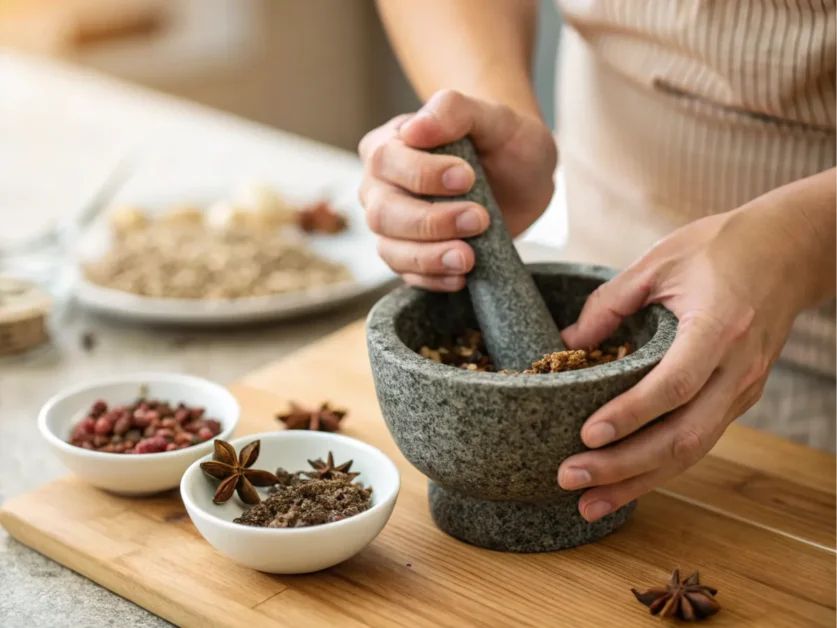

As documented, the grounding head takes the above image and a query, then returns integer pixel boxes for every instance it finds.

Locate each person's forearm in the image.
[376,0,542,118]
[732,167,836,311]
[789,167,836,306]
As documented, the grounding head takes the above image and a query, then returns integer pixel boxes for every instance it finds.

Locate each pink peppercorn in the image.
[203,419,222,435]
[174,432,194,446]
[134,436,168,454]
[91,400,108,416]
[112,416,131,436]
[196,426,214,442]
[94,416,113,435]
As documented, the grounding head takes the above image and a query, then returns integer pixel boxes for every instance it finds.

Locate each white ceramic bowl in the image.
[38,373,239,495]
[181,431,400,574]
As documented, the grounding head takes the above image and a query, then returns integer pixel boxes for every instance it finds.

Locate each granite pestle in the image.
[425,138,565,372]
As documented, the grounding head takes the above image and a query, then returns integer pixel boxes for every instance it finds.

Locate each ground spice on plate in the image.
[233,469,372,528]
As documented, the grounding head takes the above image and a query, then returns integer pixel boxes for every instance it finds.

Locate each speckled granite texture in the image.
[428,481,636,552]
[426,139,564,372]
[367,263,678,552]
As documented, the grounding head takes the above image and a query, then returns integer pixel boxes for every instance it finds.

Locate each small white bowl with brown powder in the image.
[180,431,400,574]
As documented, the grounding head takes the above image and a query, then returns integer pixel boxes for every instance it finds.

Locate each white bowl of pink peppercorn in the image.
[38,373,239,495]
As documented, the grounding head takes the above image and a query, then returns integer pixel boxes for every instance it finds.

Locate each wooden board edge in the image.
[0,506,278,628]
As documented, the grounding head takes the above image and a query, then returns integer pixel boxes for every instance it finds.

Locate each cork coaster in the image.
[0,278,52,356]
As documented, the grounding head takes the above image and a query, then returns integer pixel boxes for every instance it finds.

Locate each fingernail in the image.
[585,422,616,448]
[441,249,466,271]
[560,467,591,490]
[583,500,612,521]
[442,166,472,191]
[455,209,484,234]
[442,276,463,289]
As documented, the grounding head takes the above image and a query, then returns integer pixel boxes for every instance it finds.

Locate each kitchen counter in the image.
[3,49,830,627]
[0,50,374,627]
[0,51,568,626]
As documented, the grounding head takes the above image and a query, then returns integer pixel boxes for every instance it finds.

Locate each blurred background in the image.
[0,0,566,301]
[0,0,561,150]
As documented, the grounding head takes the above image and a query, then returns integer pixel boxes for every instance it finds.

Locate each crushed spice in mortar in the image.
[419,329,631,374]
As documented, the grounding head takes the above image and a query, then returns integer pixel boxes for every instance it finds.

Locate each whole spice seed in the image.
[235,454,371,528]
[68,397,222,453]
[200,439,279,505]
[631,569,721,621]
[276,401,347,432]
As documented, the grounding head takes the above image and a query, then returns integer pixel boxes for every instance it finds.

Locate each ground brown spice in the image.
[233,470,372,528]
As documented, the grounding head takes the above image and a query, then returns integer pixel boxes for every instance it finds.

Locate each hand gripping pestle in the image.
[424,138,566,372]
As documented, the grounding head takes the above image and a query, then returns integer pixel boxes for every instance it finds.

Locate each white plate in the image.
[72,189,396,325]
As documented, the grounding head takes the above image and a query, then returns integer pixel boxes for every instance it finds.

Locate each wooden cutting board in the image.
[1,321,835,627]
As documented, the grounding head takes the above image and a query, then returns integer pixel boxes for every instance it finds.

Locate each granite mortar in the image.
[366,262,677,552]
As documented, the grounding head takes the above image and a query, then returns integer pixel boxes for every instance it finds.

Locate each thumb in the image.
[399,89,520,152]
[562,270,653,349]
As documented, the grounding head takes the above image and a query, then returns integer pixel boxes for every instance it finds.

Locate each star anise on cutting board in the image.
[276,401,347,432]
[306,451,359,481]
[200,439,279,505]
[632,569,720,621]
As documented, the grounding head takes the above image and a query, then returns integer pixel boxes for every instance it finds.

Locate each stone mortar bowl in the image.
[366,262,677,553]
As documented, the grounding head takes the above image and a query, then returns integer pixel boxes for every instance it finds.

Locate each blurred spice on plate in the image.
[296,200,349,234]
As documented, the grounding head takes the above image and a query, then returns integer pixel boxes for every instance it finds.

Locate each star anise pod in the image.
[295,201,348,234]
[306,451,359,481]
[200,439,279,505]
[276,401,347,432]
[632,568,720,621]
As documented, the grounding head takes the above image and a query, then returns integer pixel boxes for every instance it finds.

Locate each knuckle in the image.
[411,249,428,274]
[670,428,705,469]
[620,401,647,436]
[368,141,390,176]
[364,188,388,234]
[629,474,656,500]
[587,284,609,309]
[741,355,770,392]
[419,211,442,240]
[663,368,695,407]
[728,305,757,341]
[434,88,464,109]
[407,162,435,194]
[357,131,374,161]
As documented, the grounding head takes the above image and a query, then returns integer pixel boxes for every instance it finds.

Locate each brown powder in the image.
[233,470,372,528]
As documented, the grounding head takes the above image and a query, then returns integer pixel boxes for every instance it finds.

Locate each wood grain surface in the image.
[1,321,834,627]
